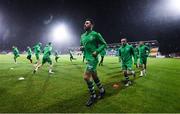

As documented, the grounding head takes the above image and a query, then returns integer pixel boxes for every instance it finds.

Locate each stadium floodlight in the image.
[151,0,180,20]
[167,0,180,12]
[51,23,71,44]
[162,0,180,16]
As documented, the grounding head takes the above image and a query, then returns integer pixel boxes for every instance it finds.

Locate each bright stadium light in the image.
[51,23,71,43]
[168,0,180,11]
[164,0,180,16]
[150,0,180,20]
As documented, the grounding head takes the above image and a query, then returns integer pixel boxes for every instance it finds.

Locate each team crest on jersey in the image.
[126,48,130,51]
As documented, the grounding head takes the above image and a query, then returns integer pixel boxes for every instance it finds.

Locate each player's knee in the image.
[123,70,127,75]
[92,72,98,79]
[83,72,91,80]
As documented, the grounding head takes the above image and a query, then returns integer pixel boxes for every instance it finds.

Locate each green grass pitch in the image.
[0,54,179,113]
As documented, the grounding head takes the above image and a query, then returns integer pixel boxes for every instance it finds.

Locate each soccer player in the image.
[12,46,20,63]
[33,42,54,74]
[80,18,107,106]
[137,41,150,77]
[99,49,106,66]
[55,50,60,63]
[133,44,139,68]
[69,50,76,62]
[27,46,33,63]
[118,38,135,87]
[33,42,42,64]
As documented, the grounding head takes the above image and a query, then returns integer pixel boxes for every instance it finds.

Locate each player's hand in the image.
[92,51,98,57]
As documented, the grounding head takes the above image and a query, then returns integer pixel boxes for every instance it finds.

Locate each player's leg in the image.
[139,58,145,76]
[91,60,105,98]
[123,69,131,87]
[70,56,72,62]
[134,56,138,68]
[14,55,16,63]
[30,55,33,63]
[33,57,44,74]
[27,55,32,63]
[26,55,29,61]
[84,62,97,107]
[126,61,135,77]
[14,54,19,63]
[55,57,58,63]
[33,63,42,74]
[122,63,133,86]
[72,56,76,60]
[35,54,40,64]
[48,58,54,74]
[122,64,130,86]
[143,58,147,76]
[92,71,105,99]
[139,58,143,76]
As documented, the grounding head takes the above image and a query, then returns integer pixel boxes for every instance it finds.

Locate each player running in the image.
[80,18,107,107]
[12,46,20,64]
[69,50,76,62]
[55,50,60,63]
[33,42,54,74]
[118,38,136,87]
[137,41,150,77]
[27,46,33,63]
[33,42,42,64]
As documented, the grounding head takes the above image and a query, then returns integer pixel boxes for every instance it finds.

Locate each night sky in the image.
[0,0,180,54]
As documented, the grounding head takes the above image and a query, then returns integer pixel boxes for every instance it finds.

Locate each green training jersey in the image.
[100,49,106,57]
[118,44,134,63]
[80,30,107,61]
[13,47,19,55]
[133,47,138,57]
[138,44,150,58]
[43,45,52,58]
[33,44,41,54]
[27,48,32,56]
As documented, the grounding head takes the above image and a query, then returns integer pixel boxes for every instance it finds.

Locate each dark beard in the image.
[84,27,91,31]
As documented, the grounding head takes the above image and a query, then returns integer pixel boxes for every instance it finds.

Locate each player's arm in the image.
[118,48,121,62]
[80,36,84,51]
[145,46,150,57]
[95,33,107,54]
[49,47,52,55]
[130,46,135,59]
[137,47,140,58]
[118,48,121,57]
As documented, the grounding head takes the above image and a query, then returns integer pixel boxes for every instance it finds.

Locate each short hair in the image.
[139,41,144,44]
[85,18,95,25]
[121,38,127,41]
